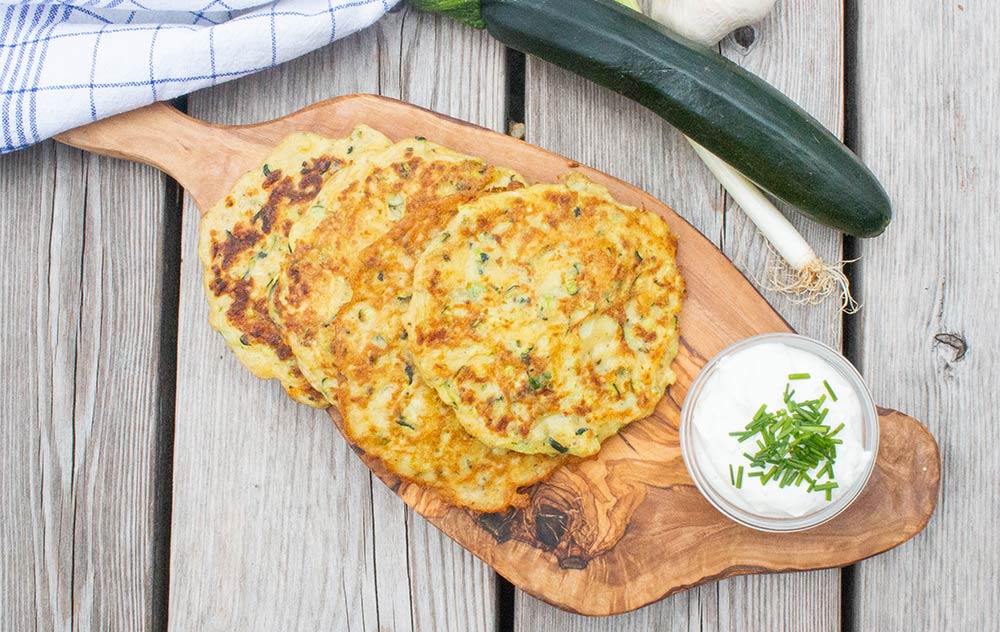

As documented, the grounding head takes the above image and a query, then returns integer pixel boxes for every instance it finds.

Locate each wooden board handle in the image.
[58,103,207,176]
[55,103,273,211]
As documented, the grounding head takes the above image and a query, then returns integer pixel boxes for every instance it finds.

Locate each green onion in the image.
[788,372,811,380]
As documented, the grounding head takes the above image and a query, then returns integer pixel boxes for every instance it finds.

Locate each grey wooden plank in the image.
[375,9,508,631]
[517,48,720,632]
[852,1,1000,629]
[0,141,62,632]
[168,40,383,632]
[715,1,844,629]
[72,153,174,631]
[169,12,506,630]
[516,1,844,629]
[1,139,172,631]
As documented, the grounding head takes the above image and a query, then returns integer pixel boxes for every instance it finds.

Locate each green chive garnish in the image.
[823,379,838,401]
[728,374,847,501]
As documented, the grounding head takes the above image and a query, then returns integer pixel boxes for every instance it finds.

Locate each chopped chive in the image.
[799,425,829,434]
[729,377,847,498]
[812,482,839,492]
[761,466,778,485]
[823,379,838,401]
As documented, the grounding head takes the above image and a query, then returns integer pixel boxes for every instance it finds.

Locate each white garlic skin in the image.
[650,0,779,46]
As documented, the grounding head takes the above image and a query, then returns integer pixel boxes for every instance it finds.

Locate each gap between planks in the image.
[840,0,861,629]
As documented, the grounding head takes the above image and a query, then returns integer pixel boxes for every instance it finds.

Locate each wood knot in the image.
[732,26,757,50]
[477,509,517,544]
[933,332,968,362]
[535,505,568,550]
[559,556,589,570]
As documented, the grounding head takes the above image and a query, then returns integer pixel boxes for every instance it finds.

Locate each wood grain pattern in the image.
[58,93,939,615]
[852,1,1000,629]
[0,141,64,632]
[0,140,172,631]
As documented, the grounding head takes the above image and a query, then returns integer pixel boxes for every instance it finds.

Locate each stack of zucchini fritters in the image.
[199,127,684,511]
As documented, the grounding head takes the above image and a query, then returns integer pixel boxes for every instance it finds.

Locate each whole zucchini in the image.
[410,0,891,237]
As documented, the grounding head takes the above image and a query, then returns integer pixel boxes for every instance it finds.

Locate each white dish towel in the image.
[0,0,401,153]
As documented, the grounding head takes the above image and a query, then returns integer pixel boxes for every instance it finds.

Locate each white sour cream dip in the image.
[690,341,871,518]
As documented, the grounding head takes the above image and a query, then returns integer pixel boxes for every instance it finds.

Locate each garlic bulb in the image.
[649,0,779,46]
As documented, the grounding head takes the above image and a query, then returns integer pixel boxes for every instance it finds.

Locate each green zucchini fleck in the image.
[547,437,569,453]
[528,371,552,391]
[397,415,415,430]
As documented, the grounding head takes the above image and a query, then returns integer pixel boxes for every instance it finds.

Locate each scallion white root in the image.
[687,138,858,313]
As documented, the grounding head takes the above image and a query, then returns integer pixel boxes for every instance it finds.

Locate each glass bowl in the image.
[679,333,879,532]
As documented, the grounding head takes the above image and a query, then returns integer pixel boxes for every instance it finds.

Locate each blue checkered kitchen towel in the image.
[0,0,400,153]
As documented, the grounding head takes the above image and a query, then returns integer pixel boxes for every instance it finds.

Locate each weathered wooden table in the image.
[1,2,996,630]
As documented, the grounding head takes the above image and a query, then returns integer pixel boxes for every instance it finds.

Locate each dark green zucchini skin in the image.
[479,0,891,237]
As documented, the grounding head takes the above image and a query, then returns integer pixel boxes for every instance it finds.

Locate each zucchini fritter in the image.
[199,127,391,407]
[405,174,684,456]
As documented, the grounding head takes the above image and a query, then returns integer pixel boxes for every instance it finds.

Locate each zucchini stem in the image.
[407,0,485,28]
[688,138,858,313]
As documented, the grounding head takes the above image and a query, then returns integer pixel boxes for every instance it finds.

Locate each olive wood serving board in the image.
[57,95,940,616]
